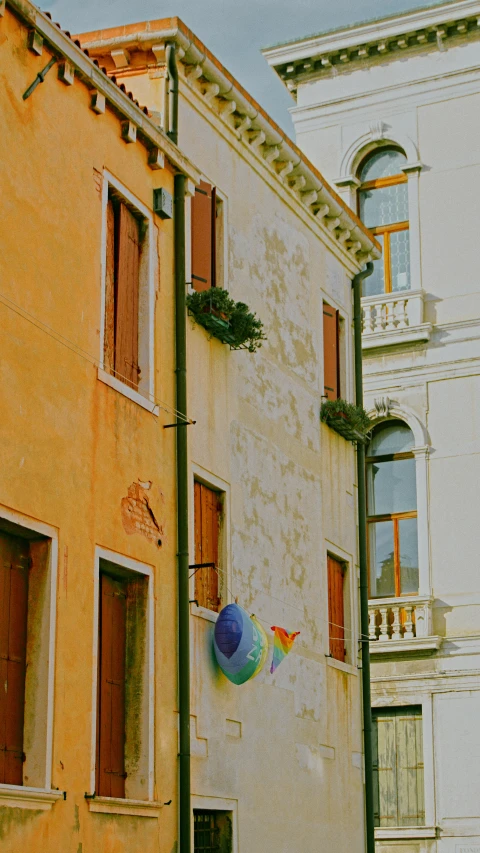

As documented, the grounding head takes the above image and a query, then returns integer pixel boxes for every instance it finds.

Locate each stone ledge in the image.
[375,826,437,840]
[370,635,442,655]
[0,785,64,810]
[362,323,432,350]
[87,796,161,817]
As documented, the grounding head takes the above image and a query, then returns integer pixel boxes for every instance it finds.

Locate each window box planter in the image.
[186,288,266,352]
[320,399,372,444]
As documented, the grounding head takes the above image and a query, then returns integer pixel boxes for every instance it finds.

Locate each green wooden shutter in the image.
[191,182,214,291]
[373,706,424,828]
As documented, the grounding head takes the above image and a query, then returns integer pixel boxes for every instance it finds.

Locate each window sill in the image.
[326,656,358,676]
[87,796,161,818]
[374,826,437,840]
[190,602,219,623]
[97,368,159,415]
[0,785,64,810]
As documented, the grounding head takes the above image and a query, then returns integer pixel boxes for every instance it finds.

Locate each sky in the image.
[42,0,441,134]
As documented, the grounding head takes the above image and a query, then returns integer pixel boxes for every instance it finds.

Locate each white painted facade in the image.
[264,3,480,851]
[78,23,380,853]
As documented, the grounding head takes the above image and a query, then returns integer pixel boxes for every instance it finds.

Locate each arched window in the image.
[367,420,418,598]
[358,149,410,298]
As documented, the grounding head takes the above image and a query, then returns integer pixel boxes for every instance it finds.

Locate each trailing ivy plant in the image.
[320,398,372,444]
[186,288,266,353]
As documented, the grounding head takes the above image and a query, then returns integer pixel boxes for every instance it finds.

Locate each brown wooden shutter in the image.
[194,482,221,611]
[191,181,214,291]
[323,304,339,400]
[104,199,116,373]
[327,555,345,661]
[97,573,127,798]
[0,532,29,785]
[115,202,140,389]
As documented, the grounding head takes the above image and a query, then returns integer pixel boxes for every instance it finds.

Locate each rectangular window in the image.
[372,706,425,828]
[0,519,56,791]
[194,809,232,853]
[194,481,223,612]
[102,173,154,401]
[95,557,151,800]
[327,555,345,662]
[191,181,225,291]
[323,303,340,400]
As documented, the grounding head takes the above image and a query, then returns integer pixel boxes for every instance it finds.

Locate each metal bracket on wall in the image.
[23,56,57,100]
[164,420,196,428]
[188,562,216,580]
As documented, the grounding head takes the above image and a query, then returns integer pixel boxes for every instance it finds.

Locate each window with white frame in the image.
[0,512,57,793]
[372,705,425,827]
[101,173,155,400]
[357,148,410,298]
[92,549,154,802]
[367,420,418,599]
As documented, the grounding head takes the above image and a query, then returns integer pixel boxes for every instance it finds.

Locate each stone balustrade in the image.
[361,289,431,349]
[368,596,440,653]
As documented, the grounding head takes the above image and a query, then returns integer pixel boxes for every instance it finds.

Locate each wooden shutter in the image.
[323,304,339,400]
[191,181,214,291]
[104,199,116,373]
[372,707,424,828]
[194,482,221,611]
[0,532,29,785]
[396,709,424,826]
[115,202,140,389]
[97,574,127,798]
[327,555,345,661]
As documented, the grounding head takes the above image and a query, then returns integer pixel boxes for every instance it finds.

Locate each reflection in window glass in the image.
[360,149,407,182]
[390,230,411,292]
[399,518,419,594]
[368,422,414,456]
[359,182,409,229]
[367,458,417,516]
[369,521,395,597]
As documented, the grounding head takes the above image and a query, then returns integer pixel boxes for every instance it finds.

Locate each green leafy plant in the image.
[186,288,266,353]
[320,399,372,444]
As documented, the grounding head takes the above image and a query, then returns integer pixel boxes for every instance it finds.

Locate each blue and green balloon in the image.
[213,603,268,685]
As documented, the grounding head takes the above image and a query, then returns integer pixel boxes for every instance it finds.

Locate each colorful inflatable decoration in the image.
[213,604,268,685]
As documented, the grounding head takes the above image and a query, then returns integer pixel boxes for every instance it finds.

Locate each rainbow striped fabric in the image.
[270,626,300,674]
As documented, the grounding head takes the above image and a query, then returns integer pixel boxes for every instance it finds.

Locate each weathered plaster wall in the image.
[0,8,179,851]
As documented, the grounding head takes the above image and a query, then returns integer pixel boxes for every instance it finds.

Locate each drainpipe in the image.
[174,173,191,853]
[166,42,179,145]
[352,262,375,853]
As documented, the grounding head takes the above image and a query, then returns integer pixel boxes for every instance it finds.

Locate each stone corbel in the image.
[337,229,351,244]
[202,82,220,103]
[314,204,330,220]
[248,130,266,149]
[289,175,306,192]
[326,216,341,231]
[185,64,203,81]
[264,145,281,164]
[235,115,251,136]
[219,99,236,118]
[276,160,294,179]
[301,190,318,207]
[111,48,130,69]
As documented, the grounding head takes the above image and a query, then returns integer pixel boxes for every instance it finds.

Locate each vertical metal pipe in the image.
[174,173,191,853]
[352,262,375,853]
[166,43,179,146]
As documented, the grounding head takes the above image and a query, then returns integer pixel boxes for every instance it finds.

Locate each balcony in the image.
[368,595,441,655]
[361,289,432,350]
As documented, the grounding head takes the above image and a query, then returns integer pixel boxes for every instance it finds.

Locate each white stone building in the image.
[264,2,480,851]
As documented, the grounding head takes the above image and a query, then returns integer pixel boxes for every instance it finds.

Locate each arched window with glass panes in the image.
[367,421,419,599]
[357,148,410,298]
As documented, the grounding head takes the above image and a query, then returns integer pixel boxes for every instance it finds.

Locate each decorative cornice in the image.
[263,0,480,96]
[78,20,381,265]
[4,0,201,184]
